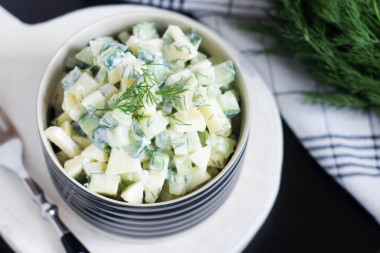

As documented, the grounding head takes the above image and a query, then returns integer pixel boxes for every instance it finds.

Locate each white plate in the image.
[0,5,283,253]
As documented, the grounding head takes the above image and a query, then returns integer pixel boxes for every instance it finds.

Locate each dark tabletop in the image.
[1,1,380,252]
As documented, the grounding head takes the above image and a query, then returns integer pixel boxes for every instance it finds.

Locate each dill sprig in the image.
[109,66,188,118]
[242,0,380,112]
[156,77,190,100]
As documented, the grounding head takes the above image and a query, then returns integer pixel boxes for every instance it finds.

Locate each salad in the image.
[45,22,241,204]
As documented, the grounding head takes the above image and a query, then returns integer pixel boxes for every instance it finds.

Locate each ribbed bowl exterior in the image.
[43,139,247,237]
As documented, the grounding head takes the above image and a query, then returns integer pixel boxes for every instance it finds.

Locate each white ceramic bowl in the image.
[37,9,251,237]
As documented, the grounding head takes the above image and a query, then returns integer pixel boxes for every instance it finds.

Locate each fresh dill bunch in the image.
[243,0,380,112]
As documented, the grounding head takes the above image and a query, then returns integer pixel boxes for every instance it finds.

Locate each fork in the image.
[0,106,89,253]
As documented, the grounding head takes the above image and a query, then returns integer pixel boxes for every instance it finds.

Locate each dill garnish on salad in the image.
[45,22,241,204]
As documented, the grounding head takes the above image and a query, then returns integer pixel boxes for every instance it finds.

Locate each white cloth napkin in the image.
[124,0,380,223]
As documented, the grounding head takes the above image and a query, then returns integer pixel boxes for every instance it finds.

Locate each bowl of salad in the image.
[37,9,250,237]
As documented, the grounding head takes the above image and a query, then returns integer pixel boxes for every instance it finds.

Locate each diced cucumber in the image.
[118,30,130,44]
[106,147,142,175]
[97,47,126,71]
[81,144,109,162]
[166,69,198,116]
[102,42,129,53]
[155,130,172,150]
[67,72,100,102]
[162,25,197,63]
[194,67,215,86]
[200,98,231,135]
[64,155,94,179]
[187,28,202,50]
[206,83,222,98]
[171,131,188,155]
[137,39,164,63]
[133,22,159,40]
[144,168,168,203]
[78,113,100,138]
[111,108,132,128]
[99,111,118,128]
[84,162,106,175]
[120,181,144,204]
[228,89,240,102]
[214,60,235,88]
[61,67,82,90]
[208,151,226,168]
[190,52,207,65]
[89,36,115,57]
[169,106,206,133]
[189,145,211,170]
[147,57,171,85]
[108,65,123,85]
[174,155,192,176]
[207,135,234,168]
[107,125,130,147]
[186,131,202,153]
[95,68,108,85]
[72,134,92,148]
[89,174,120,197]
[71,120,86,136]
[139,111,169,139]
[126,35,141,56]
[185,166,211,192]
[45,126,82,158]
[150,152,170,171]
[127,121,151,158]
[207,134,234,158]
[75,47,94,69]
[99,83,119,100]
[218,91,240,118]
[219,118,232,137]
[189,59,212,72]
[92,127,109,151]
[120,172,143,183]
[161,99,174,116]
[62,92,86,121]
[169,174,186,195]
[170,131,201,155]
[81,90,106,110]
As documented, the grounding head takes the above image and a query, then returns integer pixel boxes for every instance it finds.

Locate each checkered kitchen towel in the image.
[121,0,380,223]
